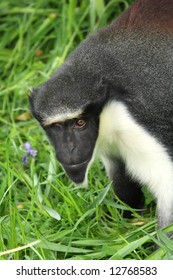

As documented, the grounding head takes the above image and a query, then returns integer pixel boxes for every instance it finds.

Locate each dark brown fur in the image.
[114,0,173,33]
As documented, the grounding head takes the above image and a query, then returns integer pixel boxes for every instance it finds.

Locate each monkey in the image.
[29,0,173,232]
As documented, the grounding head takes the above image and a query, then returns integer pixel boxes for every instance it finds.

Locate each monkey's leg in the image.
[102,157,144,218]
[157,193,173,233]
[113,159,144,218]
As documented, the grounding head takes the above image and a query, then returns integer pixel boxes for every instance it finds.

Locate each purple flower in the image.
[22,142,37,166]
[24,142,37,157]
[22,155,28,166]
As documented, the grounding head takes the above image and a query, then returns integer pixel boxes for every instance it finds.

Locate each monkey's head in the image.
[29,55,108,185]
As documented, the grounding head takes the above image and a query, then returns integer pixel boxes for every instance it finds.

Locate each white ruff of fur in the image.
[95,101,173,226]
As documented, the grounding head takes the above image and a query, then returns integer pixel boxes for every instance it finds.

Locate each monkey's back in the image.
[84,0,173,153]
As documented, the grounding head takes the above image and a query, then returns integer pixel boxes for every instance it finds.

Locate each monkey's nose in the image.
[63,160,89,184]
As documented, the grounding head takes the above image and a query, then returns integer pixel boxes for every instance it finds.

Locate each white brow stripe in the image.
[43,110,83,126]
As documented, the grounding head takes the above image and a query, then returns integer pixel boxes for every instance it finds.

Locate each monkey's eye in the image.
[74,119,86,128]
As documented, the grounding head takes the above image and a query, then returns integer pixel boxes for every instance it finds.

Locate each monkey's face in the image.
[44,115,99,184]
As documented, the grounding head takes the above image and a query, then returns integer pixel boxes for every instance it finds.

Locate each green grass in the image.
[0,0,173,260]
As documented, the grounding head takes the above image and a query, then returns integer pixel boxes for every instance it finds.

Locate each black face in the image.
[29,71,108,184]
[44,115,99,184]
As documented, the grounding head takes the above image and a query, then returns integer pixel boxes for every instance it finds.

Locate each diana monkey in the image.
[30,0,173,231]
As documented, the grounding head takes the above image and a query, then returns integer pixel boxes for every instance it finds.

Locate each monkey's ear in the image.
[98,77,108,97]
[83,78,109,116]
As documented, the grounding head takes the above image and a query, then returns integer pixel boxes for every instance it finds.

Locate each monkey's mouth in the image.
[62,160,90,184]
